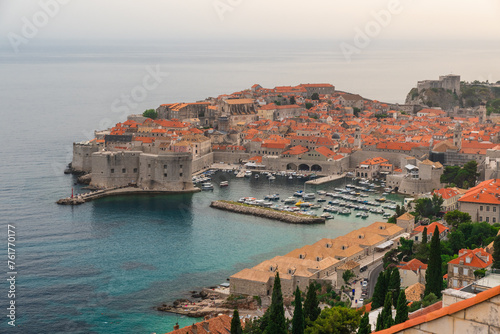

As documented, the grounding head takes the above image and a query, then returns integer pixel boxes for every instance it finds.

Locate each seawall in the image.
[210,200,325,224]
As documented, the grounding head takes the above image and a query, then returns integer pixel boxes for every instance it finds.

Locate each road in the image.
[368,262,384,298]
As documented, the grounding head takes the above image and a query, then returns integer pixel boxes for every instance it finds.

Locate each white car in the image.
[362,281,368,287]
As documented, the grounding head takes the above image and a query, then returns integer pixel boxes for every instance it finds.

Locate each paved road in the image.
[368,262,384,298]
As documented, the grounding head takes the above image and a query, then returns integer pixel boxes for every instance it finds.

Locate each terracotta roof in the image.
[458,179,500,205]
[448,248,492,269]
[432,187,466,200]
[398,259,427,272]
[413,222,448,235]
[167,314,235,334]
[374,285,500,334]
[397,212,415,221]
[404,282,425,302]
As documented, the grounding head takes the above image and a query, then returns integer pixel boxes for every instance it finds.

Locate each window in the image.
[122,168,126,173]
[164,164,167,169]
[164,173,167,177]
[463,268,469,276]
[453,279,458,287]
[494,218,497,223]
[480,206,483,211]
[466,257,471,263]
[487,206,490,211]
[415,236,419,241]
[463,280,468,287]
[299,254,305,259]
[180,165,183,168]
[133,168,137,173]
[480,216,483,221]
[494,207,497,212]
[453,266,458,274]
[487,217,490,223]
[180,173,183,177]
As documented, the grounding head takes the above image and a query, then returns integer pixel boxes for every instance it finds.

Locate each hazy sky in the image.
[1,0,499,43]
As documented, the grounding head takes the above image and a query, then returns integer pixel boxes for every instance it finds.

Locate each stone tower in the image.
[453,123,462,149]
[354,127,361,148]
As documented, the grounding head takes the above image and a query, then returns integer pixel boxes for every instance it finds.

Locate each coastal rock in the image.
[77,173,92,185]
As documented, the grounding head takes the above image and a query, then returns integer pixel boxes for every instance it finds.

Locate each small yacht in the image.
[244,170,252,177]
[201,182,214,190]
[219,181,229,187]
[284,197,296,204]
[254,174,259,179]
[302,193,316,200]
[264,194,280,201]
[320,213,334,220]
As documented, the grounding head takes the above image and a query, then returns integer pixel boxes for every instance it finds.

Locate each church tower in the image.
[453,123,462,149]
[354,127,361,148]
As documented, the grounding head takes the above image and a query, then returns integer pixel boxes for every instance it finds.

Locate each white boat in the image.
[320,213,334,220]
[201,182,214,190]
[265,194,280,201]
[244,171,252,177]
[317,190,326,195]
[255,174,259,179]
[268,175,276,180]
[302,193,316,200]
[219,181,229,187]
[284,197,296,204]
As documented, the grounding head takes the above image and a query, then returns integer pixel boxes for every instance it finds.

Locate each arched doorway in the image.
[311,164,322,172]
[299,164,310,171]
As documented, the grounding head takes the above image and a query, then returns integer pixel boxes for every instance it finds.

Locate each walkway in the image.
[306,173,346,185]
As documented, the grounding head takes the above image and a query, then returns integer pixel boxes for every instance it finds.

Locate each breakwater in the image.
[210,200,325,224]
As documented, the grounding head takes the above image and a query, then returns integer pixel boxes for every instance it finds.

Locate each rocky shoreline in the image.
[210,200,326,224]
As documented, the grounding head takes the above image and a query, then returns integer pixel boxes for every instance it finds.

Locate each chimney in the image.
[202,320,210,332]
[191,325,198,334]
[173,323,179,330]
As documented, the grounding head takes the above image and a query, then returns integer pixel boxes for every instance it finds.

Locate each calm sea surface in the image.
[0,41,498,333]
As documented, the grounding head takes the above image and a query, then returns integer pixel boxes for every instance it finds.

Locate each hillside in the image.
[405,82,500,112]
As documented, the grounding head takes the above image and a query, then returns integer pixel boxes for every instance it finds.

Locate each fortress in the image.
[417,74,461,95]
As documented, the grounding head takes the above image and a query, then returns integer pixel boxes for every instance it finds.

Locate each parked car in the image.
[360,265,368,272]
[362,281,368,287]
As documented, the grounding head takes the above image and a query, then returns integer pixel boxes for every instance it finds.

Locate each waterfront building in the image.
[458,179,500,224]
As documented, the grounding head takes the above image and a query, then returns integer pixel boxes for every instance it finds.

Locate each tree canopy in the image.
[440,161,479,188]
[425,226,443,298]
[304,282,321,323]
[444,210,471,229]
[414,194,443,219]
[231,309,243,334]
[292,287,305,334]
[305,307,361,334]
[265,272,287,334]
[143,109,158,119]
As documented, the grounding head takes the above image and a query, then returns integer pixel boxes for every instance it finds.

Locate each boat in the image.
[265,194,280,201]
[375,197,387,202]
[356,212,362,217]
[320,213,334,219]
[284,197,296,204]
[338,209,351,215]
[288,175,293,180]
[293,190,304,197]
[201,182,214,190]
[219,181,229,187]
[302,193,316,200]
[317,198,326,203]
[244,171,252,177]
[383,213,392,219]
[255,174,259,179]
[361,212,369,219]
[310,204,322,209]
[268,175,276,180]
[317,190,326,196]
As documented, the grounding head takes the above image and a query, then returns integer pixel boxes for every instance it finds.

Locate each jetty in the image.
[56,186,200,205]
[210,200,325,224]
[305,173,347,185]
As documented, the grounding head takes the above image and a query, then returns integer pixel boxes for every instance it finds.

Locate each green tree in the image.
[143,109,158,119]
[357,312,371,334]
[445,210,471,230]
[305,307,361,334]
[342,270,355,285]
[422,227,428,244]
[448,230,466,253]
[492,235,500,269]
[353,107,361,117]
[231,309,243,334]
[290,96,296,105]
[372,270,388,309]
[375,312,384,331]
[292,287,305,334]
[380,292,394,330]
[383,249,399,269]
[431,194,444,216]
[425,226,443,298]
[397,238,414,262]
[311,93,320,100]
[388,268,401,307]
[265,272,287,334]
[394,290,409,324]
[422,292,438,307]
[304,282,321,323]
[305,102,314,109]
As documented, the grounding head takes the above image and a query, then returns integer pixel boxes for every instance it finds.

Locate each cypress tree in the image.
[292,287,305,334]
[381,292,394,330]
[303,282,321,323]
[372,270,387,309]
[425,225,443,298]
[422,227,428,244]
[375,312,384,331]
[357,312,372,334]
[388,267,401,307]
[231,309,242,334]
[492,235,500,269]
[395,290,409,324]
[264,272,287,334]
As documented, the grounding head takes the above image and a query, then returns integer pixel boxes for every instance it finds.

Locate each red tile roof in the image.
[398,258,428,272]
[458,179,500,205]
[448,248,492,269]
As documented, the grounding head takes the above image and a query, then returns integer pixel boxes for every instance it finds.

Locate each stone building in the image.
[156,102,211,120]
[72,140,101,173]
[300,83,335,97]
[219,99,258,126]
[447,248,492,289]
[397,258,427,288]
[386,159,444,195]
[355,157,390,179]
[417,74,461,95]
[458,179,500,224]
[432,187,466,212]
[90,150,195,191]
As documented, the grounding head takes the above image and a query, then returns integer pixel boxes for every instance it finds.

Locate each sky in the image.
[1,0,499,44]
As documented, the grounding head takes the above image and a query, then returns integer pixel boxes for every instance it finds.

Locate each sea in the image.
[1,39,499,333]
